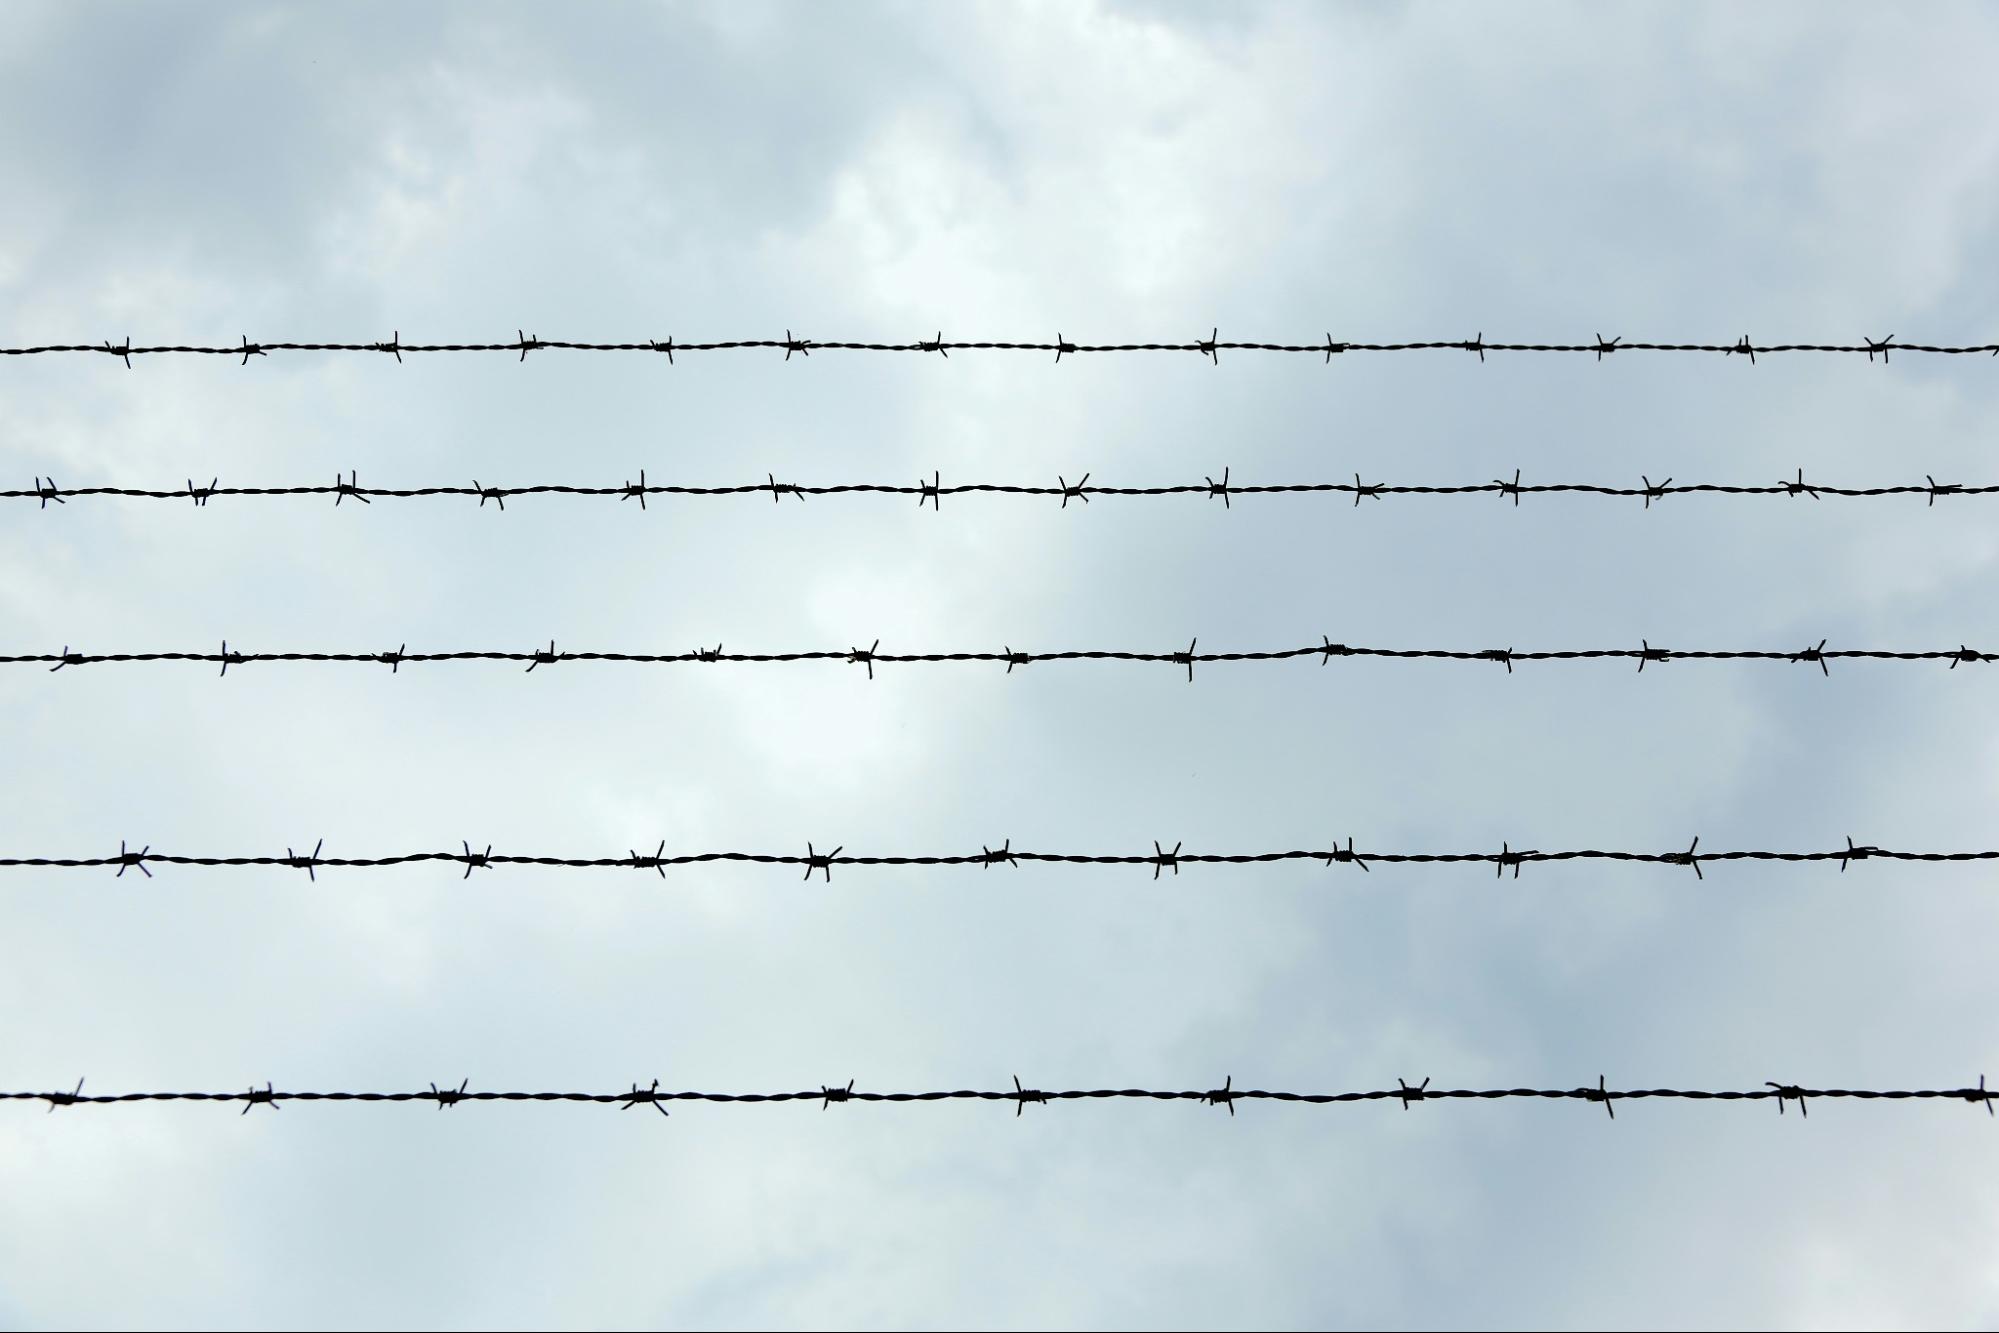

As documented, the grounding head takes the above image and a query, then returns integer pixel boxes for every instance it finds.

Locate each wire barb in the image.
[650,337,674,364]
[459,840,492,879]
[1767,1081,1808,1116]
[1588,1074,1616,1119]
[1397,1076,1430,1109]
[1003,646,1031,674]
[622,469,648,510]
[982,839,1017,869]
[1198,327,1220,365]
[1053,332,1076,363]
[1324,333,1347,362]
[1730,334,1757,365]
[372,331,402,362]
[804,842,840,883]
[820,1078,854,1110]
[1791,639,1830,676]
[1950,645,1986,670]
[1206,467,1231,508]
[919,331,947,358]
[1010,1074,1047,1116]
[525,639,560,673]
[44,1078,85,1112]
[1464,332,1485,362]
[1838,835,1884,872]
[1594,333,1620,361]
[1058,473,1090,508]
[766,472,802,504]
[33,475,64,508]
[630,840,667,878]
[621,1078,670,1117]
[847,639,879,680]
[1151,840,1182,879]
[515,329,541,362]
[1173,637,1198,682]
[427,1079,469,1110]
[1496,469,1523,506]
[1959,1071,1991,1119]
[1926,474,1961,507]
[918,471,941,510]
[284,838,324,882]
[187,477,217,508]
[1204,1074,1237,1115]
[1323,836,1370,872]
[334,470,370,506]
[1637,639,1672,672]
[103,337,131,369]
[1640,476,1672,510]
[1495,841,1535,879]
[115,840,151,879]
[238,335,265,365]
[474,479,507,511]
[783,329,810,361]
[379,643,406,673]
[1783,468,1821,500]
[49,645,84,673]
[241,1081,279,1115]
[1352,473,1382,506]
[1670,836,1703,880]
[1865,334,1895,364]
[218,640,246,677]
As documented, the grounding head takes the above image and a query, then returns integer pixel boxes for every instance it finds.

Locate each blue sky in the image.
[2,2,1998,1328]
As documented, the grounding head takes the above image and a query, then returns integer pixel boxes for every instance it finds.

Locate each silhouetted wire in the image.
[16,322,1997,1142]
[2,330,1992,363]
[8,1075,1993,1118]
[7,469,1990,510]
[9,639,1992,675]
[0,834,1983,879]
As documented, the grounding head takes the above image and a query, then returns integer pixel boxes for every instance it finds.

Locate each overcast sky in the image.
[3,2,1998,1329]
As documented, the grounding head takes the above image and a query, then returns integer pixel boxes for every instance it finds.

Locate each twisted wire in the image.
[5,330,1995,363]
[9,1076,1993,1118]
[9,470,1992,510]
[2,835,1983,879]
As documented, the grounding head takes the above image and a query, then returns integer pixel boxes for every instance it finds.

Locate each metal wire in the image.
[9,468,1991,510]
[2,330,1994,364]
[1,834,1983,879]
[10,639,1992,676]
[14,323,1996,1144]
[7,1075,1992,1118]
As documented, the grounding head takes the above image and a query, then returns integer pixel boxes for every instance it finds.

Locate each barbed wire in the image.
[9,638,1993,676]
[3,330,1995,366]
[7,1075,1992,1118]
[2,834,1987,879]
[9,468,1993,511]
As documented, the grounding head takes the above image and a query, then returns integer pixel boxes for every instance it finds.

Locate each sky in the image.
[2,2,1998,1328]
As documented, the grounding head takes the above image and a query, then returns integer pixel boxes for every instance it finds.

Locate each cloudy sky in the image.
[3,2,1998,1328]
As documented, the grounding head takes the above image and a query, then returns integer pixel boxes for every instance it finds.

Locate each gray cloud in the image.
[3,2,1997,1328]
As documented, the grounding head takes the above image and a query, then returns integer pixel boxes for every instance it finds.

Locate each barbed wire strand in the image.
[7,1076,1993,1117]
[10,639,1994,674]
[4,331,1996,364]
[0,834,1987,878]
[7,470,1992,510]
